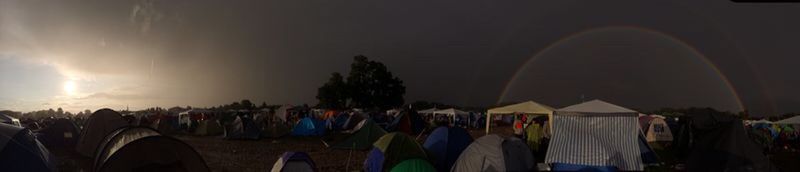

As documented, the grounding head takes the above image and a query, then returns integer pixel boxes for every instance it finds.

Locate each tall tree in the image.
[316,72,348,109]
[347,55,406,109]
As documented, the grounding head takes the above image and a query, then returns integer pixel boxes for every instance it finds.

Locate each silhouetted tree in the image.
[346,55,405,109]
[316,72,348,109]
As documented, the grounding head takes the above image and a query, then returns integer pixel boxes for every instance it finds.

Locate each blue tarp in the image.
[292,117,326,136]
[423,127,473,172]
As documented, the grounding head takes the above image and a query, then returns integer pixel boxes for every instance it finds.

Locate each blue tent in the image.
[422,127,473,172]
[292,118,326,136]
[638,133,659,165]
[0,123,57,172]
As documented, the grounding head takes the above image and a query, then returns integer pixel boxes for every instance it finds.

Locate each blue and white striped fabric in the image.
[544,112,643,171]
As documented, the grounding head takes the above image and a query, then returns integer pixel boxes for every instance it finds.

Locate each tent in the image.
[328,120,387,150]
[271,151,317,172]
[422,127,474,172]
[451,134,536,172]
[433,108,470,125]
[276,105,292,122]
[390,159,436,172]
[0,114,22,127]
[545,100,643,171]
[193,119,223,136]
[262,117,291,138]
[76,109,129,157]
[92,127,209,172]
[644,116,673,142]
[485,101,554,134]
[0,123,57,172]
[679,112,778,171]
[775,115,800,124]
[291,117,326,136]
[151,117,178,135]
[386,110,426,135]
[417,108,438,115]
[225,116,262,140]
[364,132,429,172]
[39,118,82,151]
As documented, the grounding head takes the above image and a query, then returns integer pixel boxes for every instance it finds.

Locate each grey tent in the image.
[93,126,209,172]
[0,123,57,172]
[544,100,643,171]
[194,119,223,136]
[76,109,129,157]
[450,134,536,172]
[224,115,261,140]
[0,114,22,127]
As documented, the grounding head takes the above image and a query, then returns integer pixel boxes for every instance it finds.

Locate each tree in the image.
[347,55,406,109]
[316,72,348,109]
[240,99,254,110]
[315,55,405,109]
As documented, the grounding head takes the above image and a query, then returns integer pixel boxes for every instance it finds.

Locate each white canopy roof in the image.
[433,108,469,115]
[557,99,637,113]
[775,116,800,124]
[487,101,554,115]
[417,108,438,114]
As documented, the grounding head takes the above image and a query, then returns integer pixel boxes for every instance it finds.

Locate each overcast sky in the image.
[1,0,798,116]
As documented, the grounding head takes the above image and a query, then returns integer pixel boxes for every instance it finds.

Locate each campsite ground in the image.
[175,127,514,172]
[51,125,798,172]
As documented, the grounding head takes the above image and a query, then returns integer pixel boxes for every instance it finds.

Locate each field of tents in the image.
[1,99,799,171]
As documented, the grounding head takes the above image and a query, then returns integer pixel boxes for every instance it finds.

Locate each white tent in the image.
[433,108,470,125]
[275,105,292,122]
[485,101,554,134]
[775,116,800,124]
[545,99,644,171]
[417,108,438,115]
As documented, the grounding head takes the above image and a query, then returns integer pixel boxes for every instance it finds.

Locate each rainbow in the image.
[497,26,745,112]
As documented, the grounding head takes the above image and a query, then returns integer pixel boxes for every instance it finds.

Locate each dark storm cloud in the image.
[1,0,797,115]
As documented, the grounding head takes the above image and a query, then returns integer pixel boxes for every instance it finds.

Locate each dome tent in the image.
[327,120,387,150]
[39,118,82,151]
[271,151,317,172]
[364,132,430,172]
[291,117,326,136]
[193,119,223,136]
[450,134,536,172]
[76,108,129,157]
[0,123,57,172]
[224,115,262,140]
[422,127,473,172]
[390,158,436,172]
[386,110,426,135]
[92,126,209,172]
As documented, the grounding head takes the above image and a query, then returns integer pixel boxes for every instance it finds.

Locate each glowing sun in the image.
[64,81,77,95]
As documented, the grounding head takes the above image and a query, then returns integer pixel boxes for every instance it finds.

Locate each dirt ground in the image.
[175,127,509,172]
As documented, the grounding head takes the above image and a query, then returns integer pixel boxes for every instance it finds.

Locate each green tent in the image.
[373,132,428,170]
[390,159,436,172]
[329,120,387,149]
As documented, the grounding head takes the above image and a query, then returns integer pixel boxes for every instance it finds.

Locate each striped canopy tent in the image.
[485,101,554,134]
[544,99,644,171]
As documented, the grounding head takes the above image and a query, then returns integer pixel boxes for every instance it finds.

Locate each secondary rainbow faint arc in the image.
[497,26,745,112]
